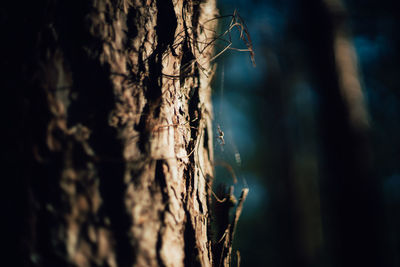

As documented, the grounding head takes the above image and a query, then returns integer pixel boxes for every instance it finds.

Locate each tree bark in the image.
[2,1,218,266]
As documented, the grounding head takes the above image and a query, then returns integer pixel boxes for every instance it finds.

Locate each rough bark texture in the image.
[2,0,218,266]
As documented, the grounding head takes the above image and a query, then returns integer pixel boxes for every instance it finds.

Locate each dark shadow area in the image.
[213,0,400,266]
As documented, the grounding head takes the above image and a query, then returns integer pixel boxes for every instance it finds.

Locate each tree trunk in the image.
[298,0,385,266]
[2,1,218,266]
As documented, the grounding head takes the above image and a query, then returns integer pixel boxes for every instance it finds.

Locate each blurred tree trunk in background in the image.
[2,0,218,266]
[262,43,323,267]
[299,0,386,266]
[262,51,310,267]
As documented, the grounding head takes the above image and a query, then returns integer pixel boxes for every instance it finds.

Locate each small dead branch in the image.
[215,186,249,267]
[156,9,256,80]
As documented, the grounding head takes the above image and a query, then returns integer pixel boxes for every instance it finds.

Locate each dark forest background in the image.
[212,0,400,266]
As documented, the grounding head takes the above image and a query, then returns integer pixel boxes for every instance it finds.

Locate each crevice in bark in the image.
[180,40,196,86]
[185,163,194,203]
[155,160,168,203]
[203,126,211,161]
[188,68,201,144]
[205,173,214,263]
[156,230,166,267]
[155,0,178,57]
[197,189,204,214]
[148,0,178,103]
[155,160,168,267]
[136,0,178,155]
[125,6,138,44]
[191,1,201,42]
[125,5,139,85]
[184,210,202,267]
[136,104,151,154]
